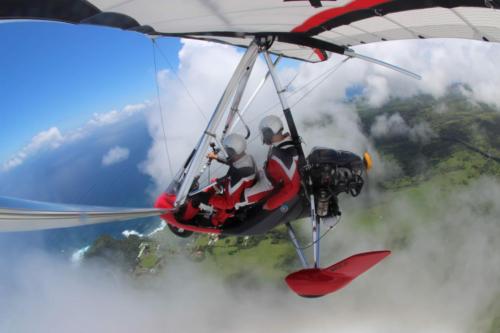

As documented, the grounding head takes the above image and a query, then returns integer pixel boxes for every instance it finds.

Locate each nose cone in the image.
[154,192,176,210]
[363,151,373,171]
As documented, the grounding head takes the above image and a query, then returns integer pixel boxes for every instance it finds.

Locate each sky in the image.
[0,20,181,162]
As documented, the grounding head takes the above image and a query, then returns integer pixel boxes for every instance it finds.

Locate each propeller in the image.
[363,151,373,171]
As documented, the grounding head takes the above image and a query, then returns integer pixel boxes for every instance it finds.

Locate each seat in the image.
[234,170,273,209]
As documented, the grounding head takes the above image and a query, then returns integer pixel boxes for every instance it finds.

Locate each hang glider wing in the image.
[0,196,168,232]
[1,1,499,62]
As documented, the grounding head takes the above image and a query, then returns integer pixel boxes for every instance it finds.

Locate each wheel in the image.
[167,223,194,238]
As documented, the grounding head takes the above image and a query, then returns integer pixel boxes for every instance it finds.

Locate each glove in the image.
[216,177,226,186]
[213,177,226,195]
[207,152,218,160]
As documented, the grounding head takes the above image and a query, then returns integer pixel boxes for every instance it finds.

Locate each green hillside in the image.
[358,89,500,187]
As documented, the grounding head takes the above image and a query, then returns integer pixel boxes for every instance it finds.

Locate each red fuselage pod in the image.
[154,192,221,235]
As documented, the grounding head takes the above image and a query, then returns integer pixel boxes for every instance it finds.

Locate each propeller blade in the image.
[344,49,421,80]
[363,151,373,171]
[0,196,170,232]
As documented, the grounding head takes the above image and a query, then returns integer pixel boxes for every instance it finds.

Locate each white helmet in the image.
[259,115,283,145]
[222,133,247,160]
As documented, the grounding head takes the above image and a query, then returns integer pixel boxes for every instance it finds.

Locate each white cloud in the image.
[277,39,500,115]
[2,103,147,172]
[2,127,63,172]
[123,103,148,114]
[371,113,410,138]
[351,39,500,107]
[29,126,64,150]
[2,156,23,171]
[102,146,130,166]
[370,113,436,144]
[408,121,436,144]
[365,74,390,107]
[2,177,500,333]
[88,110,122,126]
[88,103,147,127]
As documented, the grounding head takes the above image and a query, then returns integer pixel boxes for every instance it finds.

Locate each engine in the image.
[306,147,365,218]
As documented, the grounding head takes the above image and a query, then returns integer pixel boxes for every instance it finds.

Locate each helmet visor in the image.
[261,127,274,145]
[225,147,237,160]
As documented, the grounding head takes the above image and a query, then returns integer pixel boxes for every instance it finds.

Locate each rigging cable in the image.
[290,58,350,108]
[152,39,208,121]
[246,57,350,146]
[151,39,174,179]
[282,49,310,91]
[283,70,300,91]
[209,57,350,176]
[441,136,500,163]
[246,57,350,126]
[292,217,340,250]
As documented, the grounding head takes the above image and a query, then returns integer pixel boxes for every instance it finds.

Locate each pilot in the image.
[206,133,257,226]
[258,115,301,210]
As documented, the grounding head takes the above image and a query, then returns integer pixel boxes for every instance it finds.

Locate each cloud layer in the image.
[370,113,436,144]
[336,39,500,108]
[102,146,130,166]
[2,127,63,171]
[2,177,499,333]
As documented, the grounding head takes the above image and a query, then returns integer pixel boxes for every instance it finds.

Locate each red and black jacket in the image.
[211,153,257,210]
[264,136,301,210]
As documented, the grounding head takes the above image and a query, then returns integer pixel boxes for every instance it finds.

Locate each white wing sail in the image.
[2,1,499,62]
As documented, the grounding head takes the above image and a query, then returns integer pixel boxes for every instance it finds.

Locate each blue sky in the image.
[0,20,181,162]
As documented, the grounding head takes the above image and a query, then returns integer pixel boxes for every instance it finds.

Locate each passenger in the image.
[258,115,301,210]
[206,133,257,226]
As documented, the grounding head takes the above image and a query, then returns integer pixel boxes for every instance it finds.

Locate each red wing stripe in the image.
[292,0,393,33]
[313,48,327,61]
